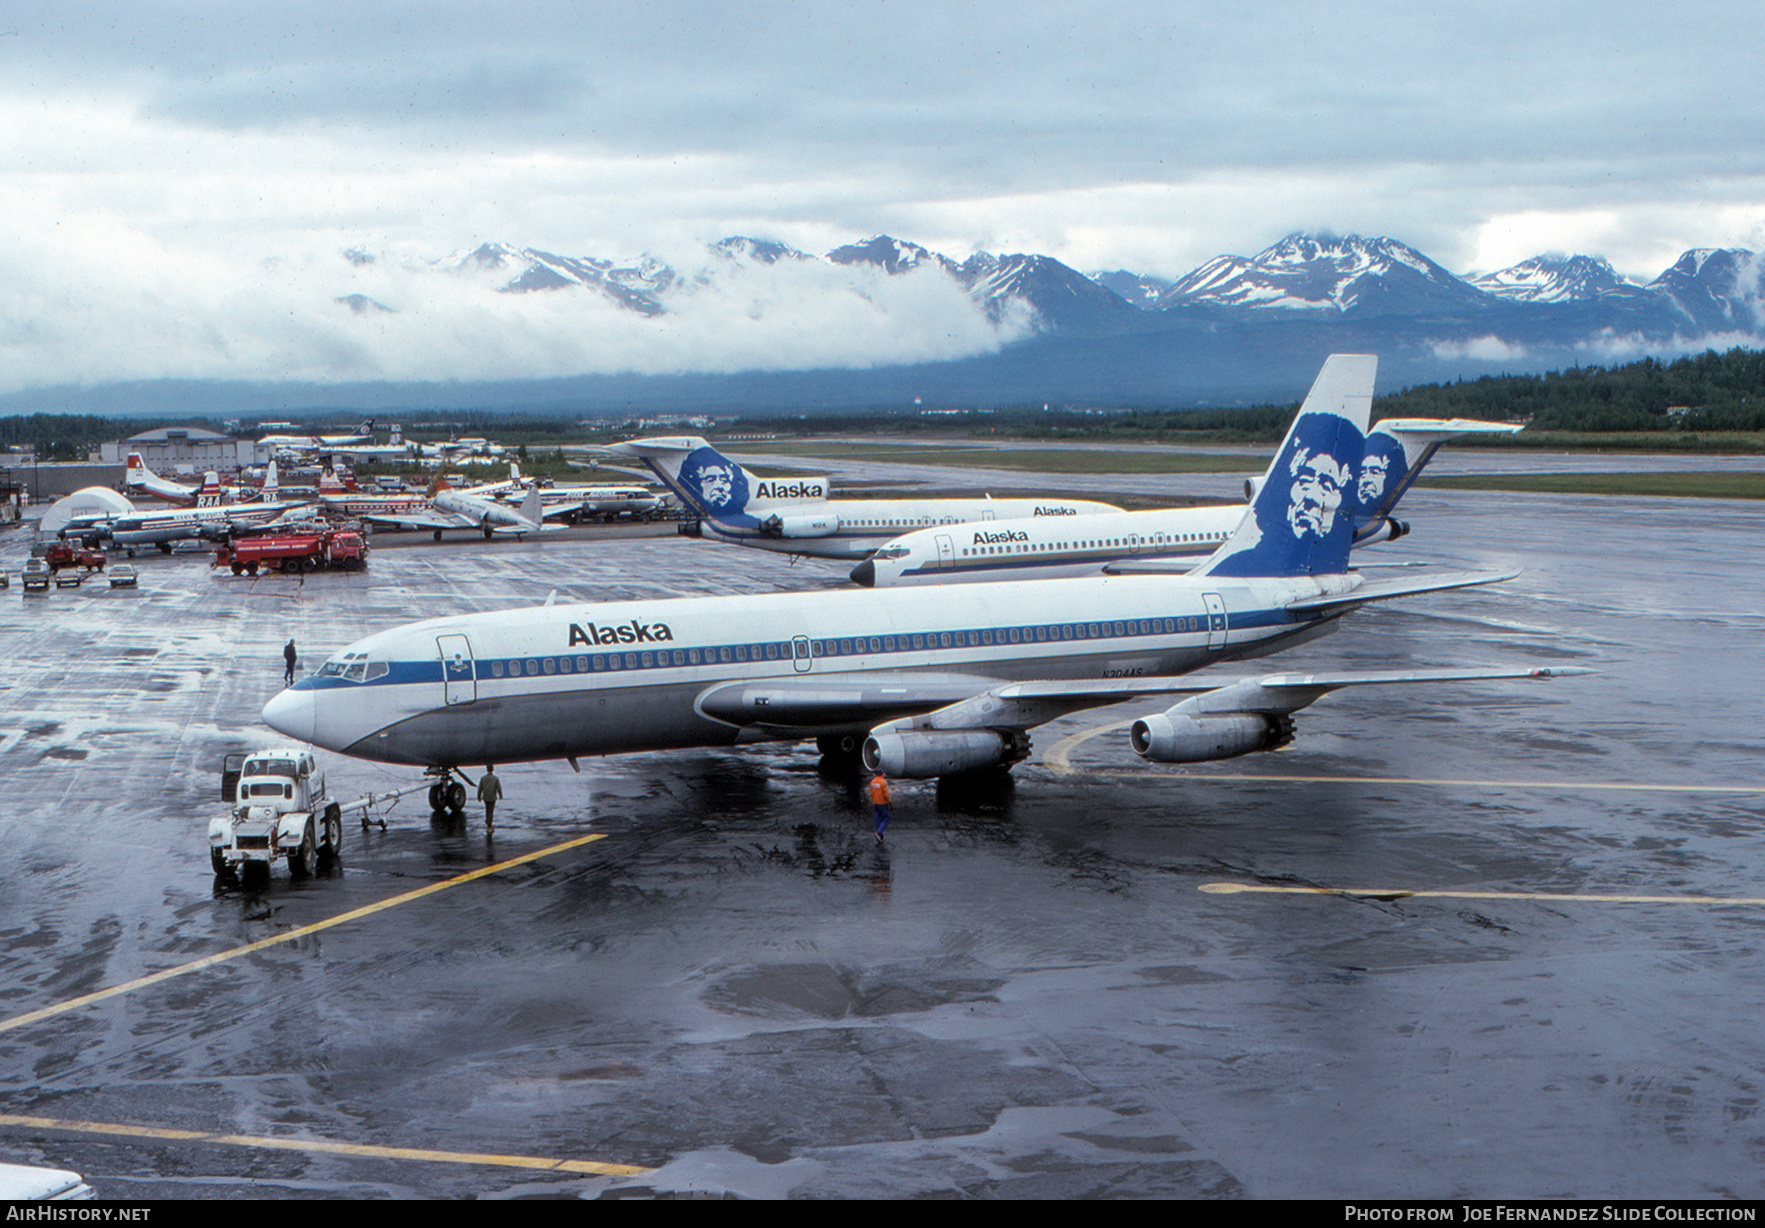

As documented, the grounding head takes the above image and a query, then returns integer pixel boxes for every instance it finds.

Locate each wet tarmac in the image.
[0,484,1762,1199]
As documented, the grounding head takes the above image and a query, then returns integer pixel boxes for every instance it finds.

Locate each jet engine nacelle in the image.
[863,729,1031,778]
[1128,710,1294,764]
[1243,476,1265,502]
[1353,517,1410,545]
[757,510,839,539]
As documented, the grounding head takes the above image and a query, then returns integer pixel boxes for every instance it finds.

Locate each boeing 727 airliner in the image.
[263,356,1584,789]
[611,436,1121,560]
[850,405,1521,587]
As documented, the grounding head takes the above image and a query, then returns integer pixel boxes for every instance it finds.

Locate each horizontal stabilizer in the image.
[1285,569,1518,614]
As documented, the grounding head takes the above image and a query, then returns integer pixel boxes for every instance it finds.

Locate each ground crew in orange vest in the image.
[868,772,892,843]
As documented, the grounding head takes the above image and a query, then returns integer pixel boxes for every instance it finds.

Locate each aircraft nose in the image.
[262,685,317,745]
[849,559,876,587]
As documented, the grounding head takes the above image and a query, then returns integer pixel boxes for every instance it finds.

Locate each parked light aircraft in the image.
[263,355,1584,787]
[73,460,297,551]
[410,435,505,466]
[105,494,302,552]
[498,483,669,524]
[256,423,415,466]
[610,437,1121,561]
[433,481,556,539]
[126,453,285,508]
[257,421,376,451]
[314,466,435,518]
[850,405,1521,586]
[346,467,550,539]
[124,453,204,505]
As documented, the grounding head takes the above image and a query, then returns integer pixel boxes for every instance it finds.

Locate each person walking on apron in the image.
[478,764,503,831]
[868,772,892,843]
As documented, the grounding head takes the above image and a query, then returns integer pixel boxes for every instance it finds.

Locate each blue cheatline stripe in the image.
[900,544,1219,582]
[295,605,1312,692]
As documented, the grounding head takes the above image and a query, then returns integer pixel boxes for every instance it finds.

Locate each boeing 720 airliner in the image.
[610,436,1121,560]
[263,356,1584,790]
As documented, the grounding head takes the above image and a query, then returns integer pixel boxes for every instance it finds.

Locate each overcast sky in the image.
[5,0,1765,389]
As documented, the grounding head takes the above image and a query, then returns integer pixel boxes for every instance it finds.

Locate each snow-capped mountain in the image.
[1089,269,1176,309]
[953,252,1137,330]
[711,236,812,265]
[1163,234,1489,315]
[1467,254,1642,303]
[1645,248,1761,332]
[826,235,952,276]
[440,243,671,315]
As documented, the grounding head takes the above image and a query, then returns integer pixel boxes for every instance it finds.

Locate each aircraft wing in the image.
[488,521,566,535]
[693,664,1586,742]
[358,510,475,533]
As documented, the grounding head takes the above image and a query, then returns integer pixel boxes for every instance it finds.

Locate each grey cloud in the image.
[143,57,592,130]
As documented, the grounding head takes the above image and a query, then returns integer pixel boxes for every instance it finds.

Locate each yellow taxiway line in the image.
[0,832,651,1178]
[0,832,607,1036]
[0,1113,651,1177]
[1199,882,1765,906]
[1041,720,1764,794]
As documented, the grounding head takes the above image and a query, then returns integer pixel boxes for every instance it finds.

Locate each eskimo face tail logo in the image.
[676,447,751,518]
[1351,431,1411,530]
[1206,411,1367,578]
[1285,443,1349,539]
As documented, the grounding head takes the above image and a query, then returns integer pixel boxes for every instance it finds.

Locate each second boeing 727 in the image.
[851,389,1521,586]
[611,436,1121,560]
[263,355,1584,787]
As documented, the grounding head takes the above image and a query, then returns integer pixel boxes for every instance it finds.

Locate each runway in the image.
[0,480,1761,1198]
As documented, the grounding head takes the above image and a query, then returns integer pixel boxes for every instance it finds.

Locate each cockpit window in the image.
[319,651,383,683]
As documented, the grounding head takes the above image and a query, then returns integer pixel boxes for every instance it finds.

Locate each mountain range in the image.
[7,232,1762,418]
[427,231,1762,344]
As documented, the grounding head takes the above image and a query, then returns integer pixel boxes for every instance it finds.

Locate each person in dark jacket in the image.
[478,765,503,830]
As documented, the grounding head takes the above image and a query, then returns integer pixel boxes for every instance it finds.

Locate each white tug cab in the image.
[209,748,342,879]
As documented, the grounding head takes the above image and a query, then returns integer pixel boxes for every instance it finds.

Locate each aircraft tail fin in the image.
[518,485,544,528]
[1198,354,1375,579]
[125,453,158,496]
[610,436,769,526]
[1352,418,1520,541]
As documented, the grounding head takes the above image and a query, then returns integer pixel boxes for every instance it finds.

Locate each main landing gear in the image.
[424,765,469,816]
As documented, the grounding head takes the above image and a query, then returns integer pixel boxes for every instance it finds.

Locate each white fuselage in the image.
[318,491,434,518]
[504,485,666,521]
[696,497,1125,561]
[108,500,299,547]
[856,503,1250,586]
[263,570,1352,768]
